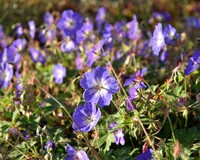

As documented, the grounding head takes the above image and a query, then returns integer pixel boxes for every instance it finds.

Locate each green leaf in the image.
[177,72,184,83]
[195,77,200,85]
[113,147,132,160]
[42,105,58,116]
[104,133,114,152]
[8,141,28,159]
[12,110,19,123]
[174,127,200,146]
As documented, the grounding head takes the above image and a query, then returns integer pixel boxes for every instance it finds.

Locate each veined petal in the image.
[141,67,147,76]
[80,72,97,89]
[98,89,112,107]
[66,144,77,156]
[151,23,165,56]
[83,89,100,103]
[77,150,90,160]
[72,122,91,132]
[93,67,110,83]
[86,51,99,67]
[126,97,136,111]
[104,77,119,93]
[72,102,101,132]
[72,106,91,131]
[184,58,199,75]
[124,78,133,87]
[83,102,96,117]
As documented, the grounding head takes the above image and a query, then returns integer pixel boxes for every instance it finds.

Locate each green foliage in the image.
[175,127,200,146]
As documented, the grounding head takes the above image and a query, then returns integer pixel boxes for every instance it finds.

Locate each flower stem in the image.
[167,114,176,142]
[111,100,125,118]
[40,135,43,154]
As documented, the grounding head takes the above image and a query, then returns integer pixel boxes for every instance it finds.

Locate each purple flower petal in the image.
[83,89,100,104]
[126,97,136,111]
[124,78,133,87]
[72,103,101,132]
[57,10,83,37]
[81,66,119,107]
[151,23,165,56]
[80,72,97,89]
[53,63,66,84]
[28,20,36,39]
[136,149,153,160]
[0,62,13,88]
[184,50,200,75]
[98,89,112,107]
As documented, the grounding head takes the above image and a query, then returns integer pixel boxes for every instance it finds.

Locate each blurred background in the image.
[1,0,200,33]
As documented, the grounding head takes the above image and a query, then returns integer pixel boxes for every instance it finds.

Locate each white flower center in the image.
[65,19,75,28]
[155,33,164,46]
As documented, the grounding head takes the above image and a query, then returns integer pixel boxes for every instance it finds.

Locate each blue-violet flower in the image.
[29,47,46,64]
[66,144,89,160]
[80,66,119,107]
[109,122,125,145]
[0,62,13,88]
[28,20,36,39]
[53,63,66,84]
[151,23,165,56]
[72,102,101,132]
[184,50,200,75]
[57,10,83,37]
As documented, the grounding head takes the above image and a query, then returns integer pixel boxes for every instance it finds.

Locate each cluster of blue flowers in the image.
[0,5,200,159]
[0,8,199,90]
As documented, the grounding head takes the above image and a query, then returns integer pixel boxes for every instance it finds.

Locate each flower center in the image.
[65,19,75,29]
[136,75,143,82]
[73,155,79,160]
[57,69,64,78]
[95,84,103,91]
[84,115,95,124]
